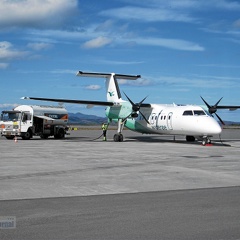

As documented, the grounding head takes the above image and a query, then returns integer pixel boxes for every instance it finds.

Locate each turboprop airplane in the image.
[22,71,240,145]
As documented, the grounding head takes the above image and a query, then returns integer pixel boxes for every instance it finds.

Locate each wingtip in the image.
[21,97,30,100]
[76,71,83,76]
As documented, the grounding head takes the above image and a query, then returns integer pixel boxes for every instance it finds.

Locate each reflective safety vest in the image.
[102,124,107,130]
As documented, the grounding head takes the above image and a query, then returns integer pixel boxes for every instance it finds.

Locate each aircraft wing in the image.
[216,106,240,111]
[21,97,114,106]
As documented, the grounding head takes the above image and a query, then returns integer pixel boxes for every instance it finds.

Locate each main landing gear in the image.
[114,133,124,142]
[113,119,126,142]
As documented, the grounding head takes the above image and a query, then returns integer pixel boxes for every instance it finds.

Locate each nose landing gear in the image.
[202,136,212,146]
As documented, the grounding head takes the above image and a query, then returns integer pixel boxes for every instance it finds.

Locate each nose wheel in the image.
[202,137,211,146]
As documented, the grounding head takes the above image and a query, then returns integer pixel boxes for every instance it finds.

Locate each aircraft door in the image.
[167,112,173,130]
[150,113,157,127]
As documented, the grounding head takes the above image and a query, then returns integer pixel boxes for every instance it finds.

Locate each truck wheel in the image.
[22,130,32,140]
[54,128,65,139]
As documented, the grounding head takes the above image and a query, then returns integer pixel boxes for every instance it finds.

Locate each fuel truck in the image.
[0,105,69,140]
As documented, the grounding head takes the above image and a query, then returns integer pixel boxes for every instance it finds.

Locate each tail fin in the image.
[76,71,141,102]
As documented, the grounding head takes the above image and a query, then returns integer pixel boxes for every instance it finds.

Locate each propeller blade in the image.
[200,96,211,109]
[139,96,148,106]
[139,110,150,124]
[215,113,225,125]
[123,92,135,106]
[214,97,223,107]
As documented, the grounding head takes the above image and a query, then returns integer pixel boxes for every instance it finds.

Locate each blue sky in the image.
[0,0,240,121]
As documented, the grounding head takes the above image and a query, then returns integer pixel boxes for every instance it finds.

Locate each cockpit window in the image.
[183,110,206,116]
[183,110,193,116]
[193,110,206,116]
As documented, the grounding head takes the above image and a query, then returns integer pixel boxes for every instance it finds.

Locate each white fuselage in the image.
[123,104,222,137]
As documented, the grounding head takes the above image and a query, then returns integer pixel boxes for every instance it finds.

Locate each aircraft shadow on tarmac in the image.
[124,135,233,146]
[12,134,238,147]
[67,133,234,147]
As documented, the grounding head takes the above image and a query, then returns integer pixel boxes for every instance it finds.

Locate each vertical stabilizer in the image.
[106,74,122,102]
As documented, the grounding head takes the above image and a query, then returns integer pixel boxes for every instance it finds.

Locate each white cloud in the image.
[149,74,238,90]
[27,42,53,51]
[0,0,78,29]
[85,85,101,90]
[30,29,204,51]
[137,37,205,51]
[99,60,144,65]
[119,78,153,87]
[0,41,29,60]
[100,6,194,23]
[0,103,19,109]
[122,0,240,10]
[233,19,240,28]
[0,62,9,69]
[82,36,112,49]
[212,0,240,10]
[95,20,115,32]
[100,0,240,24]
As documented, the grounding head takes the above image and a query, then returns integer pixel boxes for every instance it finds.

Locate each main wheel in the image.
[119,134,123,142]
[113,134,124,142]
[114,134,119,142]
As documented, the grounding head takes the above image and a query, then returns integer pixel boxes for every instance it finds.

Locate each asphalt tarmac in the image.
[1,127,240,239]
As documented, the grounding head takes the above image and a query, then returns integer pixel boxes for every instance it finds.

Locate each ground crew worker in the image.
[101,123,108,141]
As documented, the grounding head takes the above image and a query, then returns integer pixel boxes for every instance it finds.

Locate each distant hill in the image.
[68,112,107,125]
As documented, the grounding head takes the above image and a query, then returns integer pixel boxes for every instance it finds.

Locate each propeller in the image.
[123,92,150,124]
[200,96,225,125]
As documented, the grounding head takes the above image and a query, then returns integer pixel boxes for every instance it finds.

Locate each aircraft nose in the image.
[208,118,222,135]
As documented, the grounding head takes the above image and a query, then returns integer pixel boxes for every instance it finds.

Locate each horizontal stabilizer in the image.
[77,71,141,80]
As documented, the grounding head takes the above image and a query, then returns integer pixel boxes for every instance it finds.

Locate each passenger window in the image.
[183,110,193,116]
